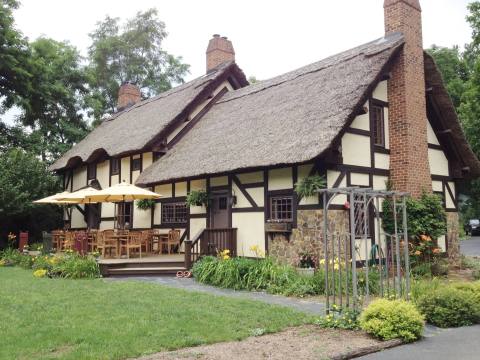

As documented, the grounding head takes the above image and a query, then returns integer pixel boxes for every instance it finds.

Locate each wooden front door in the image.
[209,192,229,228]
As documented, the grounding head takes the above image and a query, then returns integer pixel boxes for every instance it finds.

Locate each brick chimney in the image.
[117,82,141,111]
[384,0,431,197]
[206,34,235,73]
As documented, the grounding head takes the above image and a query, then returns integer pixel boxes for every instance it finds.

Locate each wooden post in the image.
[232,229,237,256]
[184,240,192,269]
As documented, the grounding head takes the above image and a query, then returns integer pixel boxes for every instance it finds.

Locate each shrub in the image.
[414,284,480,327]
[51,253,100,279]
[359,299,424,342]
[316,307,360,330]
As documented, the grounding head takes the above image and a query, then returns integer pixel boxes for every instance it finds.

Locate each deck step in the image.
[105,266,187,276]
[106,261,185,269]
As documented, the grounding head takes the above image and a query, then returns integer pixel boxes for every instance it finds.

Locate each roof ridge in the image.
[217,34,404,105]
[105,70,223,122]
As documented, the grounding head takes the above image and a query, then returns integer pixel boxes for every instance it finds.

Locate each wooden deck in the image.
[98,254,186,277]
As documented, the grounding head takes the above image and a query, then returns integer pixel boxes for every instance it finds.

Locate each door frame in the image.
[208,189,232,229]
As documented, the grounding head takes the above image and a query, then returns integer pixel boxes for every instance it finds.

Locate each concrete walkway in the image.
[108,276,326,315]
[359,325,480,360]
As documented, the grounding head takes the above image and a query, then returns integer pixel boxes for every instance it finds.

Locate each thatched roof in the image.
[50,62,247,171]
[136,33,405,185]
[424,53,480,177]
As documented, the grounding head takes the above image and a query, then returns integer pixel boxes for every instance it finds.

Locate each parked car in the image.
[465,219,480,236]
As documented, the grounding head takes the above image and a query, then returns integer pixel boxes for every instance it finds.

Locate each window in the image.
[111,158,120,175]
[161,202,188,224]
[270,196,293,222]
[117,202,133,229]
[131,157,141,171]
[371,104,385,147]
[87,163,96,180]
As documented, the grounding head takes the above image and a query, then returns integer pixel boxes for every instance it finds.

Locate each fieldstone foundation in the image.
[446,212,460,266]
[269,210,349,267]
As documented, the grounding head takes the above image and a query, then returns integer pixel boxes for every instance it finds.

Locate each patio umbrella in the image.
[33,191,76,231]
[33,191,76,204]
[85,182,161,229]
[57,186,100,204]
[85,182,161,203]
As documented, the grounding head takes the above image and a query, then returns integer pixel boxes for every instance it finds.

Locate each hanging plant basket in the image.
[136,199,155,211]
[186,190,208,207]
[294,175,326,199]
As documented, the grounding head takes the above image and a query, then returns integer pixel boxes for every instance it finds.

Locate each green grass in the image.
[0,267,312,360]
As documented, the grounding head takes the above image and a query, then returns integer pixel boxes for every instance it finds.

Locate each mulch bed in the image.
[136,325,400,360]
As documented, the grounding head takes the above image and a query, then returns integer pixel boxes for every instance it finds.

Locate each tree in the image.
[427,1,480,221]
[14,37,90,163]
[0,0,31,111]
[0,149,62,246]
[87,9,189,121]
[426,45,469,109]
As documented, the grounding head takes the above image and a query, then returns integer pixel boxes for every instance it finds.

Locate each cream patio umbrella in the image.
[85,182,161,203]
[33,191,76,204]
[84,182,161,229]
[33,191,77,231]
[57,186,101,204]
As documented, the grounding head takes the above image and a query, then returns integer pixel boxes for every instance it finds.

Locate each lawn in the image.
[0,267,312,360]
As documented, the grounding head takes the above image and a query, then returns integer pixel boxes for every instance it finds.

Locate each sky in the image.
[3,0,475,123]
[12,0,474,81]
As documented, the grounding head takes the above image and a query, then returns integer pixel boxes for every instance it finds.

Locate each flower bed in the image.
[0,248,100,279]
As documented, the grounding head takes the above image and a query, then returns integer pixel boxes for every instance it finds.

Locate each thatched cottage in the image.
[50,0,480,262]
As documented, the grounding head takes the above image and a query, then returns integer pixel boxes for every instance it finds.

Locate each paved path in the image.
[359,325,480,360]
[108,276,326,315]
[460,236,480,257]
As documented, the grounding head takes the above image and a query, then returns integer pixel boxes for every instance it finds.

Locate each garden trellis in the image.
[318,187,411,313]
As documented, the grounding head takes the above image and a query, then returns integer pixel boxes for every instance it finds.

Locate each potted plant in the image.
[136,198,155,211]
[296,251,317,276]
[186,190,208,207]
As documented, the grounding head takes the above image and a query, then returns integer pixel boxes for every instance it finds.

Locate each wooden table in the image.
[109,234,129,257]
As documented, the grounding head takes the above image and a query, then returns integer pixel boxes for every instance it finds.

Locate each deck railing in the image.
[184,228,237,269]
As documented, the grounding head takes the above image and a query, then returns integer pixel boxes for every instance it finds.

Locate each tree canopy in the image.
[0,2,189,243]
[86,8,190,121]
[427,1,480,220]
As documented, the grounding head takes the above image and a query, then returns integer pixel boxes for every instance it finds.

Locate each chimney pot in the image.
[117,82,141,111]
[206,34,235,73]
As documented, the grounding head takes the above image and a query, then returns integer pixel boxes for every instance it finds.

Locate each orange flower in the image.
[432,248,441,254]
[414,250,421,256]
[420,235,431,242]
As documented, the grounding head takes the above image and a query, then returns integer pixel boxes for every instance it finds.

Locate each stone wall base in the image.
[446,212,460,266]
[268,209,349,267]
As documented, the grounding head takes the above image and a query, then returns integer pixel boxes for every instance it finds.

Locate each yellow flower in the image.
[223,255,230,260]
[0,260,5,267]
[33,269,47,278]
[319,259,326,265]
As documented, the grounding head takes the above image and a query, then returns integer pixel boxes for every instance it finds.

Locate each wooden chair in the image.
[125,232,142,258]
[87,230,98,253]
[167,229,181,254]
[97,231,118,258]
[51,230,63,252]
[141,230,153,254]
[62,231,75,251]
